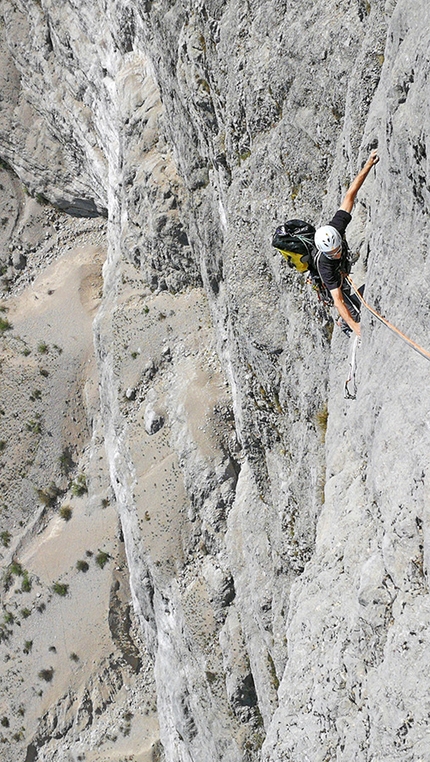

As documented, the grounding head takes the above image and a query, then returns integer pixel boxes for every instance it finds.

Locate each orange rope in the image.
[345,275,430,362]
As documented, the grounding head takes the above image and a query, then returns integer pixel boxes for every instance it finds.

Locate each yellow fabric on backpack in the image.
[275,248,309,273]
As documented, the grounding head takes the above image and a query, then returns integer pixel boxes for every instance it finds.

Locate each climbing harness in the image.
[344,334,360,400]
[345,275,430,362]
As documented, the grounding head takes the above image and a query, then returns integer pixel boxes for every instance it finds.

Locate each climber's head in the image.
[314,226,342,259]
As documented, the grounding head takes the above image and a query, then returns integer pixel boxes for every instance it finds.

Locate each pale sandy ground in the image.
[0,180,160,761]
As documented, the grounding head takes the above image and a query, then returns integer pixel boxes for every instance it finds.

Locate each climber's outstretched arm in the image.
[340,149,379,214]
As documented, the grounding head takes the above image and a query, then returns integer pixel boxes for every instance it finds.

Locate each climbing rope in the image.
[345,275,430,362]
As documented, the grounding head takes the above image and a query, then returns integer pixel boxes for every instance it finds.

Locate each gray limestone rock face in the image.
[1,0,429,760]
[144,401,165,435]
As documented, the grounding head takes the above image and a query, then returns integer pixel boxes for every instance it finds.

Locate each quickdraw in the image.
[344,334,360,400]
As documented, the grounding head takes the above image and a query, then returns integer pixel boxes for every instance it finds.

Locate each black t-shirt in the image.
[317,209,352,291]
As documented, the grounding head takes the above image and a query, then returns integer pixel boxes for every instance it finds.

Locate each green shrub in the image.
[52,581,69,597]
[76,559,89,573]
[95,550,111,569]
[35,193,49,206]
[23,640,33,654]
[71,474,87,497]
[0,317,12,333]
[9,561,23,576]
[58,447,74,476]
[26,418,42,435]
[21,573,32,592]
[59,505,72,521]
[0,624,11,643]
[37,341,48,354]
[38,667,54,682]
[0,531,11,548]
[36,482,60,507]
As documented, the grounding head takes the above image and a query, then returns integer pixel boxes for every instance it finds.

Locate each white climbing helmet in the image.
[314,226,342,258]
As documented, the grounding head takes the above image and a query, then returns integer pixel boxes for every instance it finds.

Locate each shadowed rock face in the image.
[1,0,430,760]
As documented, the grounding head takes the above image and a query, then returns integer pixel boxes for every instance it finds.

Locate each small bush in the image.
[26,419,42,435]
[70,652,79,662]
[9,561,23,576]
[95,550,111,569]
[59,505,72,522]
[20,608,31,619]
[58,447,74,476]
[29,389,42,401]
[0,441,5,453]
[21,573,32,592]
[37,341,49,354]
[36,482,60,507]
[0,531,11,548]
[0,624,11,643]
[316,404,329,441]
[39,368,49,377]
[52,581,69,597]
[71,474,87,497]
[0,317,12,333]
[76,559,89,573]
[35,193,49,206]
[38,667,54,682]
[1,717,9,728]
[23,640,33,654]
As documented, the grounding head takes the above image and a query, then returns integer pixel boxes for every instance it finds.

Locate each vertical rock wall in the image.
[1,0,430,759]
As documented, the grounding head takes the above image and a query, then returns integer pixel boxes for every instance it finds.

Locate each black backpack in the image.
[272,219,317,274]
[272,219,349,304]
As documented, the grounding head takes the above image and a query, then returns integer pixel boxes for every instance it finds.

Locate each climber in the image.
[314,149,380,337]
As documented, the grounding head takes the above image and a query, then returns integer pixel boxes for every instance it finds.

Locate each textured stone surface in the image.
[1,0,430,760]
